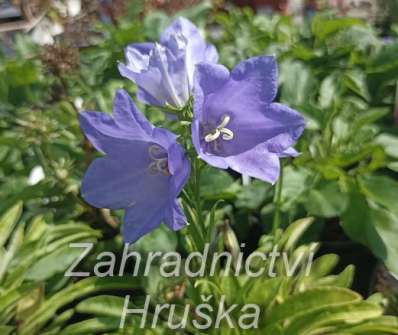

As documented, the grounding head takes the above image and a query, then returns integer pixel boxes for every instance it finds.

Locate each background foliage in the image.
[1,0,398,333]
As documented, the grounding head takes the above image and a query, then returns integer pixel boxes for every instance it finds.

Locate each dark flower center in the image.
[201,114,234,155]
[148,144,170,176]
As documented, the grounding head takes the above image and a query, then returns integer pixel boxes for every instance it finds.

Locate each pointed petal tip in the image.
[167,219,187,232]
[117,62,127,74]
[193,62,230,96]
[113,88,135,106]
[118,62,136,81]
[164,200,188,231]
[170,16,196,29]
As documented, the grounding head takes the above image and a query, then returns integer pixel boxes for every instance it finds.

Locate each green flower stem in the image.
[177,101,208,251]
[183,152,208,252]
[272,163,284,235]
[193,157,206,233]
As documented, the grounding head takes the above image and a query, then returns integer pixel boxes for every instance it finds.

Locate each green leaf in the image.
[279,217,314,251]
[76,295,127,318]
[307,254,339,280]
[0,223,24,281]
[133,224,177,254]
[312,15,364,41]
[284,301,382,335]
[0,283,40,320]
[236,180,270,210]
[319,73,339,108]
[280,61,316,107]
[323,265,355,288]
[375,134,398,158]
[335,25,379,52]
[306,265,355,289]
[200,166,240,200]
[359,175,398,216]
[281,167,313,211]
[388,162,398,172]
[245,277,286,307]
[342,184,398,276]
[0,201,22,248]
[204,199,225,243]
[16,286,44,324]
[344,316,398,334]
[26,243,94,281]
[352,108,390,132]
[369,42,398,73]
[366,208,398,277]
[341,184,372,246]
[5,60,39,86]
[44,309,74,332]
[175,1,213,22]
[0,326,14,335]
[304,181,348,218]
[343,70,370,101]
[18,277,140,335]
[265,287,361,326]
[59,317,121,335]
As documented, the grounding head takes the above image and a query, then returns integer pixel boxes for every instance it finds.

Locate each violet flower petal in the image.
[194,59,304,157]
[223,144,281,184]
[192,57,305,183]
[80,89,190,243]
[164,200,187,231]
[119,17,218,108]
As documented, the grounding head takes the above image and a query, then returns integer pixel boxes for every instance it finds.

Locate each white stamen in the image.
[204,129,221,142]
[220,128,234,140]
[204,115,234,143]
[218,115,230,128]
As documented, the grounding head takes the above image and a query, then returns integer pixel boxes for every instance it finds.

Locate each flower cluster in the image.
[118,18,218,108]
[80,17,305,242]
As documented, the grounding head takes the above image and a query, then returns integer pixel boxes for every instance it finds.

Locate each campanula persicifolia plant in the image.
[3,4,398,334]
[80,17,305,244]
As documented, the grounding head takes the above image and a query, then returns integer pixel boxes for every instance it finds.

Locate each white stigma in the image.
[204,115,234,143]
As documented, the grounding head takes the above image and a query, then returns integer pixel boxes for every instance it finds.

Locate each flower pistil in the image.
[204,114,234,143]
